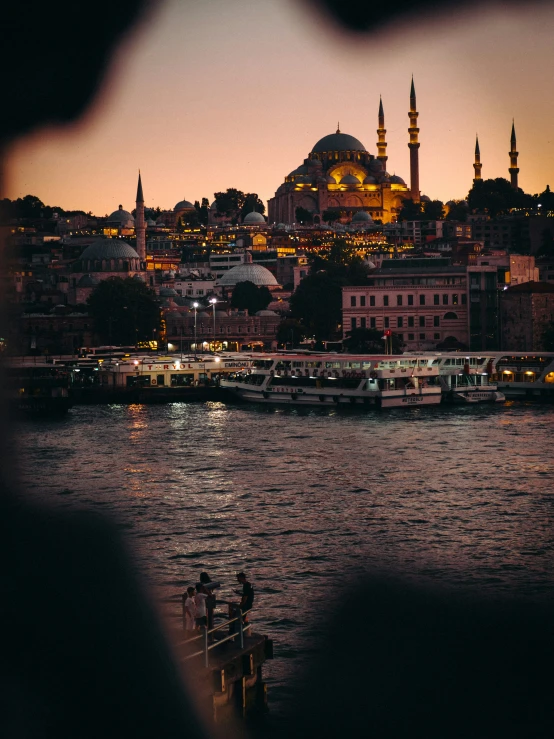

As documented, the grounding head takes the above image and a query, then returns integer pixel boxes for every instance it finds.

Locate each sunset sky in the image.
[6,0,554,216]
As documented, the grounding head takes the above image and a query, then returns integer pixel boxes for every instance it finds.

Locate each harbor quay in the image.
[163,600,273,724]
[6,349,554,413]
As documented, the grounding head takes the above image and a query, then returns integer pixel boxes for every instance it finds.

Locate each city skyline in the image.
[5,0,554,215]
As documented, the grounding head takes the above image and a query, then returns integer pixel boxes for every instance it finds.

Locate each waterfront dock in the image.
[168,605,273,723]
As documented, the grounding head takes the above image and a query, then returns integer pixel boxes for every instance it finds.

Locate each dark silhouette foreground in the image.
[2,1,553,737]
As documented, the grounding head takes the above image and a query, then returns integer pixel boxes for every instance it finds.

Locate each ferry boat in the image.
[6,360,72,415]
[491,352,554,400]
[414,354,505,404]
[220,353,442,408]
[84,353,256,402]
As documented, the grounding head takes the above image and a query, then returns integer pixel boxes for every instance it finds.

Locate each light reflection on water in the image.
[11,401,554,712]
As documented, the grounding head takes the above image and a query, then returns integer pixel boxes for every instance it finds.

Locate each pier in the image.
[168,604,273,723]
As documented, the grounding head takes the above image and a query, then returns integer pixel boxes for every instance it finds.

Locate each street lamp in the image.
[209,297,217,352]
[193,302,199,358]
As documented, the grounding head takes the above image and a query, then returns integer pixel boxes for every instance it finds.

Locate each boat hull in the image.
[225,385,441,408]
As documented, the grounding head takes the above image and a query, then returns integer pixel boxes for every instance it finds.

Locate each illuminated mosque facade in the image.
[268,79,422,226]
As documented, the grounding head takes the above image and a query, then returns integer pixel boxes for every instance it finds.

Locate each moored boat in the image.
[5,360,72,415]
[220,353,442,408]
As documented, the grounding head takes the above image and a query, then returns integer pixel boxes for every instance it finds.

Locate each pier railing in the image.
[177,604,253,668]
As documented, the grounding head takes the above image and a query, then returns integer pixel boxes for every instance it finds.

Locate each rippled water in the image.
[11,401,554,712]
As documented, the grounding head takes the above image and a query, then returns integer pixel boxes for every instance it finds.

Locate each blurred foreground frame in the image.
[2,1,554,738]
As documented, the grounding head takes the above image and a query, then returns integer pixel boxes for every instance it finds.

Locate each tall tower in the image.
[135,171,146,261]
[473,134,482,182]
[408,76,420,202]
[509,120,519,189]
[377,96,388,166]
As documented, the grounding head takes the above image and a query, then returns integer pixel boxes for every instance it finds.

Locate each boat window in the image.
[293,361,304,368]
[347,362,361,369]
[362,361,372,369]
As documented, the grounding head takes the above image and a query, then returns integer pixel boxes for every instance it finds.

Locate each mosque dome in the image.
[312,131,366,154]
[290,165,309,176]
[326,174,336,184]
[107,205,135,226]
[339,173,361,185]
[363,175,376,184]
[218,263,279,287]
[255,309,278,316]
[307,158,322,167]
[276,223,286,229]
[77,274,100,287]
[174,198,195,211]
[370,159,384,171]
[296,175,312,184]
[210,200,218,210]
[159,287,178,297]
[243,211,266,225]
[196,311,210,319]
[420,194,431,202]
[389,175,406,185]
[146,218,156,227]
[79,239,140,261]
[352,210,373,223]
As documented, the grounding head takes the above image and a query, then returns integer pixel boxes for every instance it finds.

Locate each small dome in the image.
[243,211,266,225]
[215,310,228,317]
[420,194,431,202]
[365,260,377,270]
[107,205,134,226]
[218,263,279,288]
[326,174,336,184]
[255,309,278,316]
[210,200,218,210]
[159,287,178,297]
[370,159,384,172]
[289,165,308,176]
[307,158,322,167]
[276,223,286,229]
[389,175,406,185]
[312,132,366,154]
[352,210,372,222]
[195,311,209,319]
[146,218,156,226]
[339,174,360,185]
[77,274,100,287]
[174,198,195,211]
[79,238,140,261]
[363,175,376,184]
[296,175,312,184]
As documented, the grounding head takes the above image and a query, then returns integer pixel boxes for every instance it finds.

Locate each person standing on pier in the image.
[235,572,254,624]
[194,582,208,629]
[184,586,196,637]
[199,572,220,630]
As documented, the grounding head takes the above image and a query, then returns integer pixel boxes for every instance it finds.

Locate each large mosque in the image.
[268,79,423,225]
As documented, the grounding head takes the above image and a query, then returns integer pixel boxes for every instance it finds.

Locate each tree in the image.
[537,185,554,215]
[276,319,306,347]
[290,271,344,340]
[230,281,272,315]
[467,178,534,216]
[445,200,469,221]
[195,197,209,227]
[398,198,423,221]
[86,277,160,345]
[295,206,313,225]
[322,208,342,223]
[423,199,444,220]
[343,328,404,354]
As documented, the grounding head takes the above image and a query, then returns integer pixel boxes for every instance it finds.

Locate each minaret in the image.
[135,171,146,261]
[377,96,388,166]
[509,120,519,189]
[408,76,420,203]
[473,134,482,182]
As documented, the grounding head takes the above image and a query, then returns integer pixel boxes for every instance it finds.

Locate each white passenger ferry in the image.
[408,353,505,404]
[220,353,442,408]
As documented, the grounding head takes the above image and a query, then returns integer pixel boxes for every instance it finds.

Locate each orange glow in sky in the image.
[6,0,554,215]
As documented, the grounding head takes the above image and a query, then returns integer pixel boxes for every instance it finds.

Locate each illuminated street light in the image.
[193,302,199,358]
[209,297,217,352]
